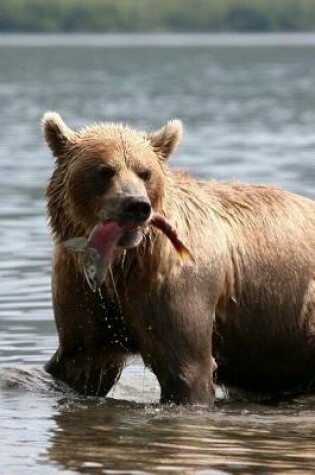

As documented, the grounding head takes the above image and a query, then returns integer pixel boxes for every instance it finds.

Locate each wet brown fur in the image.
[43,112,315,406]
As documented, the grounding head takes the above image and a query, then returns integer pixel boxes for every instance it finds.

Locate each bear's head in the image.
[43,112,183,249]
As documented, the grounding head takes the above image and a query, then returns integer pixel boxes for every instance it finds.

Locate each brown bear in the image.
[42,112,315,406]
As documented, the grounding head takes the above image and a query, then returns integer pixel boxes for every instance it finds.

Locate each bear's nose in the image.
[122,196,151,223]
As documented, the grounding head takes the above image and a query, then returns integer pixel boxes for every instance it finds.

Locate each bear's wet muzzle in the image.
[120,195,152,225]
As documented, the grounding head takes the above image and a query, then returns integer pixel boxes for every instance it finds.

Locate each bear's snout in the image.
[120,195,151,224]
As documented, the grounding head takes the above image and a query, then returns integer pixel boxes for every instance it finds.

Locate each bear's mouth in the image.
[64,213,193,292]
[117,227,144,249]
[87,213,194,269]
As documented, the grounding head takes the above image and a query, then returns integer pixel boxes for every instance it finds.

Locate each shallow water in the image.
[0,34,314,474]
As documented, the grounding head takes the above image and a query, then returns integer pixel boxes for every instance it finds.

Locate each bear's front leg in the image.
[46,251,131,396]
[158,358,215,406]
[140,278,216,407]
[46,348,126,396]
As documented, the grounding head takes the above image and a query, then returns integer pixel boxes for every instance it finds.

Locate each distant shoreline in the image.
[1,33,315,48]
[1,0,315,35]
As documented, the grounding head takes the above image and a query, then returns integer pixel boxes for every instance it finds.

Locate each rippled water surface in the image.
[0,34,314,474]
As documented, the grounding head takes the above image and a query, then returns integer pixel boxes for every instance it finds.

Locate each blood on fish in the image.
[88,221,126,258]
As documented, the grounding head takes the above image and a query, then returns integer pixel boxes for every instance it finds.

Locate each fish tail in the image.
[176,244,195,263]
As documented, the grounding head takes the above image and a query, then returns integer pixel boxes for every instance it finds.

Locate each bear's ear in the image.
[42,112,76,157]
[149,119,183,160]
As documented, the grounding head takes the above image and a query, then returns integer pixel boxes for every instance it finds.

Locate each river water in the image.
[0,34,314,474]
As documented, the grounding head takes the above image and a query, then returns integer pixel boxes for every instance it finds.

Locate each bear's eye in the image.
[98,166,115,180]
[137,169,152,181]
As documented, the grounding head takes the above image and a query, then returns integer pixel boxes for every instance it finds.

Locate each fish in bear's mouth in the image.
[63,212,194,292]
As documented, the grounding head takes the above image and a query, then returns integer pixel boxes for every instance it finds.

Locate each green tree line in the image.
[0,0,315,32]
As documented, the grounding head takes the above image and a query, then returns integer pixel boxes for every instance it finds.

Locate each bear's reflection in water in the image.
[2,365,315,474]
[46,393,315,474]
[47,404,315,474]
